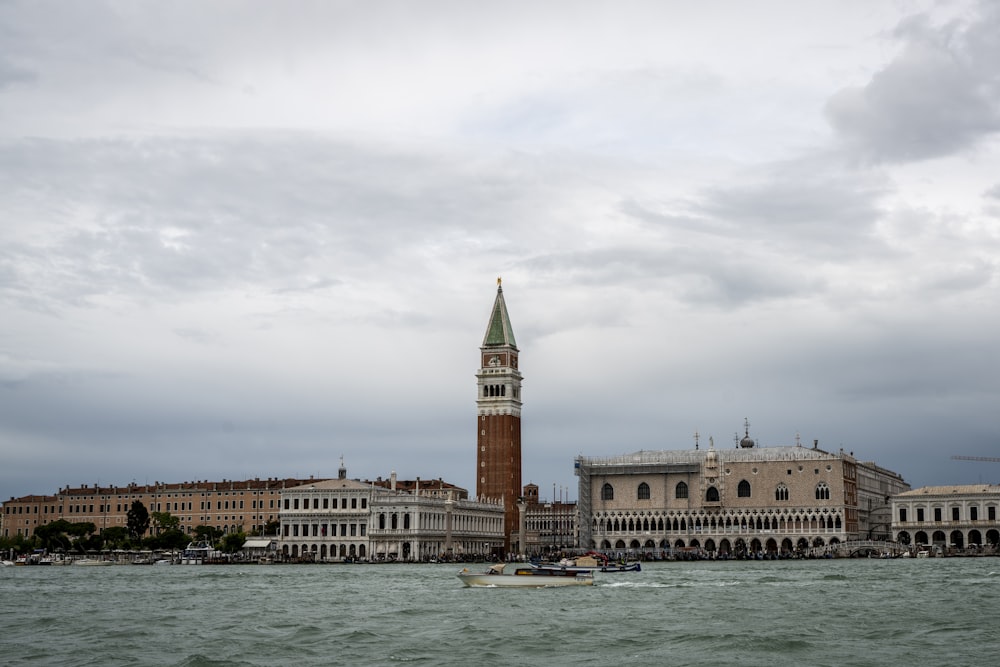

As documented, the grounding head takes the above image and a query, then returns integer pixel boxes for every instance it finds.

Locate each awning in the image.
[242,539,275,549]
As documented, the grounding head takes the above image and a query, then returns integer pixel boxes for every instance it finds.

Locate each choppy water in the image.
[2,558,998,666]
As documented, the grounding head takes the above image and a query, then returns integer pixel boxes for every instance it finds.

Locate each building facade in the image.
[891,484,1000,551]
[277,467,504,561]
[856,460,910,540]
[2,478,312,539]
[475,278,523,554]
[521,483,578,556]
[575,431,907,557]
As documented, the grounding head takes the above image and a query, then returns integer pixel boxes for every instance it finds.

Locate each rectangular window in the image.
[350,523,357,536]
[934,507,942,522]
[341,498,348,509]
[340,524,347,536]
[989,507,996,521]
[351,498,358,509]
[971,507,978,521]
[952,507,960,521]
[323,498,329,509]
[899,508,907,522]
[313,498,319,510]
[917,508,924,522]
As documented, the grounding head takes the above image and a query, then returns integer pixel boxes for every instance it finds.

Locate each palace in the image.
[574,428,910,557]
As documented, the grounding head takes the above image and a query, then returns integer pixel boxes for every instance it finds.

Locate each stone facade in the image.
[575,437,908,557]
[277,468,504,561]
[891,484,1000,551]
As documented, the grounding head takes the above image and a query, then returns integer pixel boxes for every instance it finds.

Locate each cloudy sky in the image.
[2,0,999,503]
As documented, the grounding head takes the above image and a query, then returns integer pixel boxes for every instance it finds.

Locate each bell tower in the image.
[476,277,522,555]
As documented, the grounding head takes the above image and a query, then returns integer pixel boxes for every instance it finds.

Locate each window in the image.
[775,484,789,501]
[706,487,719,502]
[971,506,978,521]
[934,507,941,522]
[917,508,925,522]
[989,506,996,521]
[952,507,960,521]
[601,483,614,501]
[637,483,650,500]
[815,483,830,500]
[899,508,907,522]
[737,480,751,498]
[675,482,688,499]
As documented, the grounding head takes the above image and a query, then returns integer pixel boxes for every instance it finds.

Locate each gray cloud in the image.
[2,2,999,502]
[826,5,1000,162]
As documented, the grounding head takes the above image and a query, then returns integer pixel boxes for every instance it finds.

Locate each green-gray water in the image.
[2,559,997,666]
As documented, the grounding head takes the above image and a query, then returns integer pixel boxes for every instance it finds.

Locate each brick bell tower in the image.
[476,277,523,555]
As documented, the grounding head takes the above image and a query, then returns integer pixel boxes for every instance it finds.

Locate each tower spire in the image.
[476,279,523,556]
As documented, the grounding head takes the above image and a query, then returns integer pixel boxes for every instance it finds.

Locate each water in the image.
[2,558,998,666]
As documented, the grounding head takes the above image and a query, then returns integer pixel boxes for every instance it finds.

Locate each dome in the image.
[740,435,755,448]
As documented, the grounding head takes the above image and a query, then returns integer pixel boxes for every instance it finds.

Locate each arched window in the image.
[601,483,614,501]
[775,484,789,501]
[706,487,720,502]
[816,483,830,500]
[638,482,650,500]
[738,480,751,498]
[675,482,688,499]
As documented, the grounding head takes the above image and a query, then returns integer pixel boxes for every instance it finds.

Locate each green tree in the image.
[263,519,280,536]
[127,500,150,540]
[150,511,180,533]
[194,525,223,545]
[102,526,129,549]
[220,532,246,554]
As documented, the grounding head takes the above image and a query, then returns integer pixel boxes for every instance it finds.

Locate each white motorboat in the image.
[457,563,595,587]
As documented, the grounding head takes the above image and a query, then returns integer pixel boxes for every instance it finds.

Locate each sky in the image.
[2,0,999,503]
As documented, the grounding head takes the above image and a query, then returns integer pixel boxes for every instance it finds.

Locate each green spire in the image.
[483,278,517,348]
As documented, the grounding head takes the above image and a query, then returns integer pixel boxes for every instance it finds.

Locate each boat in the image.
[545,552,642,573]
[73,558,114,566]
[457,563,595,587]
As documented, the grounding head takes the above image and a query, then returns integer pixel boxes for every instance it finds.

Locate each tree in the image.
[150,511,180,534]
[127,500,150,540]
[220,532,246,554]
[102,526,129,549]
[263,519,280,536]
[194,525,223,545]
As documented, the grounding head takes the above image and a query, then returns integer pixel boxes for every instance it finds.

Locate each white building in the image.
[279,466,373,561]
[369,480,504,561]
[891,484,1000,551]
[278,466,504,562]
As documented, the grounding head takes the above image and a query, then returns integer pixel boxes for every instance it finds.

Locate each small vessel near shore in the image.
[544,552,642,573]
[458,563,595,587]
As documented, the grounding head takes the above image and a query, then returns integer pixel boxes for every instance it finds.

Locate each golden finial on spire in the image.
[497,276,502,286]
